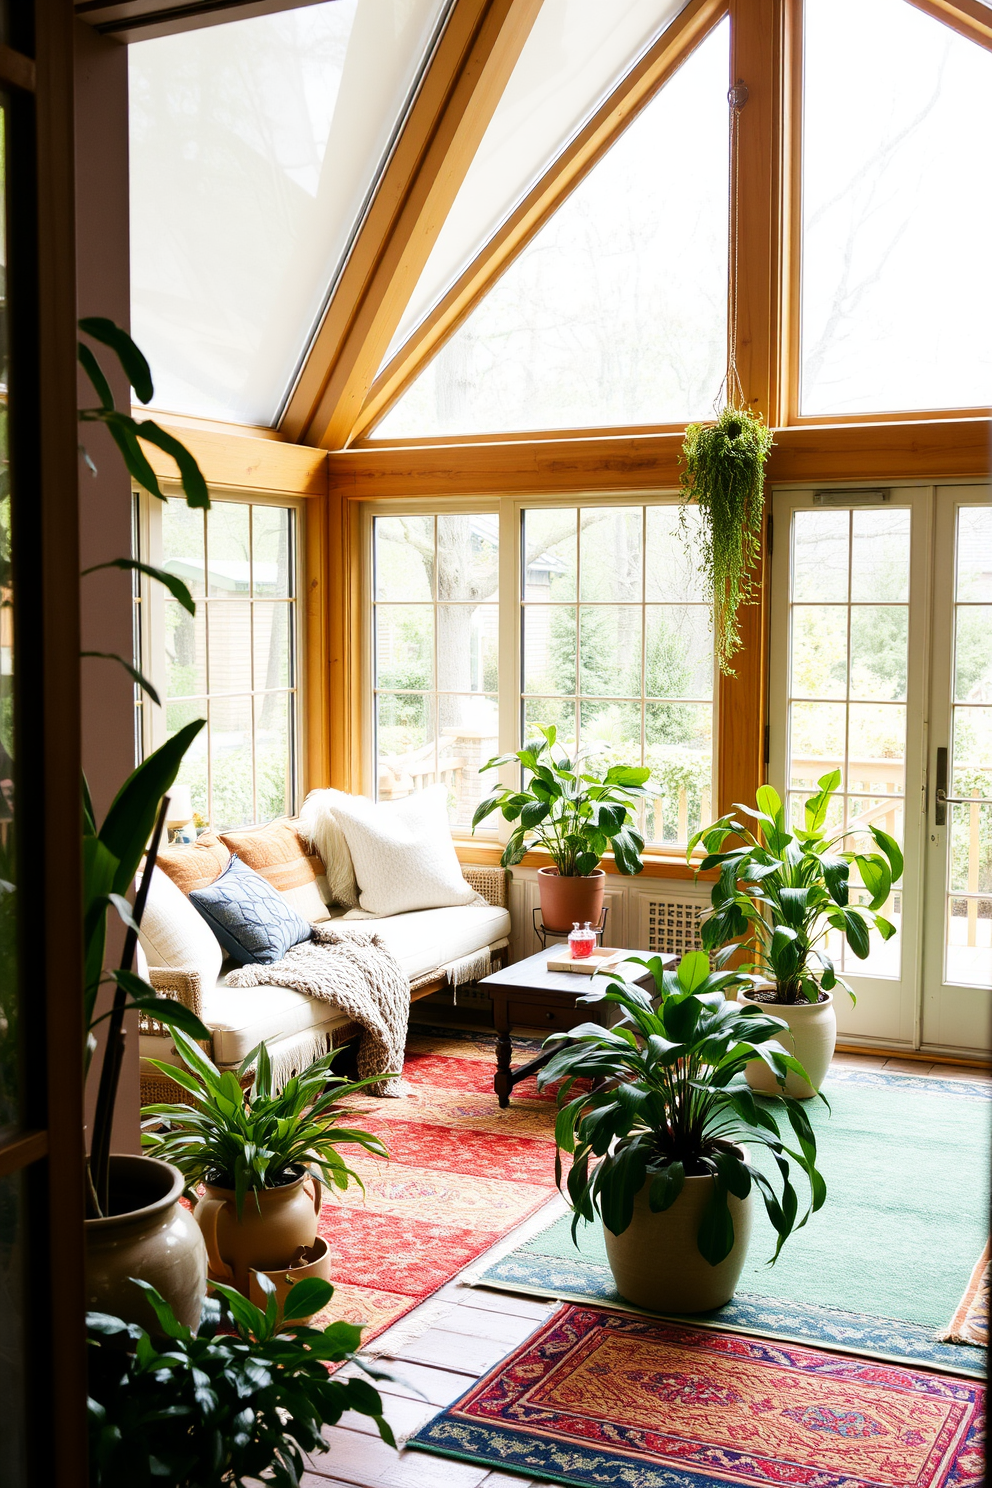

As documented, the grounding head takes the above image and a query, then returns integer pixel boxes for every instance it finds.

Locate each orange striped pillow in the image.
[156,831,230,896]
[218,818,330,923]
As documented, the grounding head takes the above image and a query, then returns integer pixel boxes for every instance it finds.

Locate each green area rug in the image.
[475,1067,990,1376]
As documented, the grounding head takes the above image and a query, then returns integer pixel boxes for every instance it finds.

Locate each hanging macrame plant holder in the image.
[680,79,774,677]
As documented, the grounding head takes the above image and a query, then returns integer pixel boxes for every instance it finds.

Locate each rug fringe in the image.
[358,1294,454,1360]
[937,1240,989,1345]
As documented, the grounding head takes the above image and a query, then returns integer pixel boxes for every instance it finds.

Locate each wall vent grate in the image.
[645,899,704,957]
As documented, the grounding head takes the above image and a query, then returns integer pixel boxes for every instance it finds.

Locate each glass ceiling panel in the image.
[373,18,729,440]
[384,0,692,363]
[129,0,451,426]
[801,0,992,415]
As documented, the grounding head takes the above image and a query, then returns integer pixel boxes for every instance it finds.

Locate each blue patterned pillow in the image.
[189,854,311,966]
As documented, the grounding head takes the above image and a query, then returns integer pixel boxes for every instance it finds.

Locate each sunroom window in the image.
[144,495,300,831]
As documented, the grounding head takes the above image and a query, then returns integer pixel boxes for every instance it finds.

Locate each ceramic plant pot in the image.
[739,987,836,1099]
[85,1154,208,1334]
[248,1235,333,1323]
[537,865,606,935]
[603,1162,754,1313]
[194,1168,322,1296]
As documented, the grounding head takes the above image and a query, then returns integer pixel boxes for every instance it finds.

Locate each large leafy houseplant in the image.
[79,321,214,1217]
[473,725,650,875]
[679,404,774,675]
[143,1030,389,1218]
[87,1273,394,1488]
[688,771,903,1007]
[541,951,825,1270]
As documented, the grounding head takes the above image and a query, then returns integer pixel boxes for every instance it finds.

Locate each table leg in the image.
[494,999,512,1108]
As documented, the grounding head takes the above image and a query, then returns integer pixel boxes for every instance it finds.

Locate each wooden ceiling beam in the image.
[902,0,992,49]
[351,0,728,445]
[281,0,544,451]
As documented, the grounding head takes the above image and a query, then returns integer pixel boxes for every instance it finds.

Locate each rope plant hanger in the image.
[679,78,773,676]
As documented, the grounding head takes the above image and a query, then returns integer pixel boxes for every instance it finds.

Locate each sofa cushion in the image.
[218,818,330,923]
[137,866,223,990]
[298,790,360,909]
[189,855,312,965]
[140,994,351,1069]
[327,786,482,917]
[336,901,511,981]
[156,831,230,895]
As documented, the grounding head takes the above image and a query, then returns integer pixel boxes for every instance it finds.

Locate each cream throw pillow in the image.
[298,790,360,909]
[325,786,481,918]
[137,865,223,991]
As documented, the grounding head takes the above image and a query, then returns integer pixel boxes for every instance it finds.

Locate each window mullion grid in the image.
[203,509,213,827]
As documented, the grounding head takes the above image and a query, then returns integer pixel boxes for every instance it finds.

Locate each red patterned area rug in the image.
[314,1029,564,1342]
[408,1303,986,1488]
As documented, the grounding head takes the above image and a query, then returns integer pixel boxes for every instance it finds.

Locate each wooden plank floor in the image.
[301,1050,988,1488]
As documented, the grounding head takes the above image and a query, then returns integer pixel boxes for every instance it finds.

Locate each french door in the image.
[770,483,991,1058]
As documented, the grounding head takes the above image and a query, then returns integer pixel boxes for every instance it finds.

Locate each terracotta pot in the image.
[538,865,606,935]
[740,987,836,1099]
[85,1155,207,1335]
[248,1235,333,1323]
[194,1168,322,1296]
[603,1158,753,1313]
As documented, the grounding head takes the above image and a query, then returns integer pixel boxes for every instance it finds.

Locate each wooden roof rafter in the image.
[280,0,545,452]
[349,0,729,449]
[902,0,992,50]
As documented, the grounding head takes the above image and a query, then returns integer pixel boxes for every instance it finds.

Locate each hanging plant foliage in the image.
[679,405,774,675]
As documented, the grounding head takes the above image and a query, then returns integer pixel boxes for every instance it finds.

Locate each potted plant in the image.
[79,320,219,1333]
[473,724,651,933]
[689,771,903,1097]
[143,1030,389,1305]
[540,951,825,1313]
[87,1273,395,1487]
[679,403,774,674]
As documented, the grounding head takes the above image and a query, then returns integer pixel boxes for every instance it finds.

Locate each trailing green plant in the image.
[540,951,826,1264]
[679,404,774,675]
[688,771,903,1006]
[87,1273,395,1488]
[473,724,651,876]
[143,1030,389,1218]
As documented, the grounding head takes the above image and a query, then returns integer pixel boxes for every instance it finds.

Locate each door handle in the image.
[934,746,992,826]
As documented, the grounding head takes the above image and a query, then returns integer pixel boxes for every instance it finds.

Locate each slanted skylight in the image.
[800,0,992,415]
[372,18,730,440]
[383,0,692,363]
[129,0,451,426]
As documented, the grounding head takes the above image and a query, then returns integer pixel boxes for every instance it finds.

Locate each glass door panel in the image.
[923,489,992,1052]
[770,490,929,1048]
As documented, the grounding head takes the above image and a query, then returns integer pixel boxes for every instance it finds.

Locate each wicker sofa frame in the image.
[139,864,508,1106]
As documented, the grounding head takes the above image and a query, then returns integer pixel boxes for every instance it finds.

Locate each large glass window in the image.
[372,514,499,830]
[372,20,729,439]
[129,0,451,425]
[522,504,714,845]
[159,497,299,829]
[800,0,992,416]
[785,506,911,975]
[371,502,715,848]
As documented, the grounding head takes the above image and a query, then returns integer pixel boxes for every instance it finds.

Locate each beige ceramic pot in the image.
[740,988,836,1099]
[85,1154,207,1334]
[195,1168,322,1295]
[248,1235,333,1323]
[537,865,606,934]
[603,1160,753,1313]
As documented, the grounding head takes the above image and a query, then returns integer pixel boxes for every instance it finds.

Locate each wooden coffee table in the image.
[480,947,675,1108]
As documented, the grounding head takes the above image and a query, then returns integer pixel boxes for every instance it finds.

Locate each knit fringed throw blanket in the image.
[226,927,411,1096]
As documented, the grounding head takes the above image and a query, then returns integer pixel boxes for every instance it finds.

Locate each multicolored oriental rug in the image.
[312,1029,568,1342]
[475,1066,990,1376]
[408,1303,986,1488]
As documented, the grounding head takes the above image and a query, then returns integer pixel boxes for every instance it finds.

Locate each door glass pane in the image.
[946,507,992,985]
[786,507,911,975]
[374,21,730,438]
[801,0,992,415]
